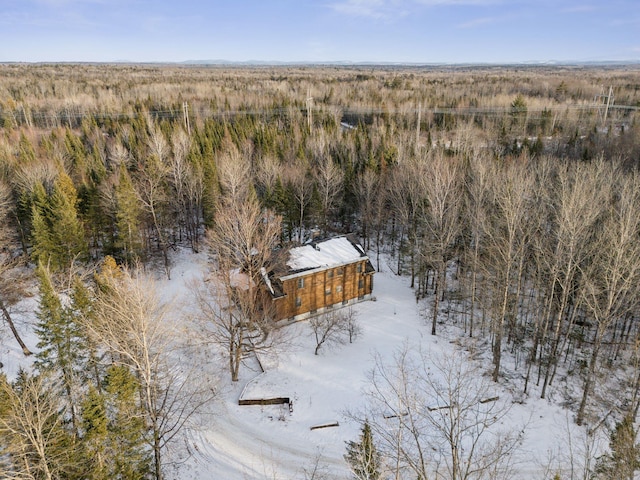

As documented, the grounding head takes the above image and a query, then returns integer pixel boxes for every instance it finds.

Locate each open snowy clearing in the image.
[0,248,605,479]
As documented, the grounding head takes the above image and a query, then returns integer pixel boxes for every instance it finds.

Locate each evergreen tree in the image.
[80,386,110,480]
[34,263,87,435]
[50,171,89,266]
[79,364,150,479]
[31,172,88,271]
[64,128,88,185]
[17,132,36,164]
[197,134,219,228]
[104,364,151,480]
[80,143,109,253]
[69,276,102,389]
[344,421,381,480]
[510,94,528,133]
[595,414,640,480]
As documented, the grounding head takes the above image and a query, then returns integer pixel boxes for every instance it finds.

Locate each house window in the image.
[337,268,344,276]
[297,278,305,289]
[295,297,302,308]
[336,285,343,293]
[325,287,331,295]
[327,270,334,278]
[358,279,364,289]
[357,263,362,273]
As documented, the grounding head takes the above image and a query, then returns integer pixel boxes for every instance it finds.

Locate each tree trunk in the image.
[229,343,237,381]
[150,207,170,280]
[469,240,479,338]
[431,266,445,336]
[577,330,602,426]
[0,298,31,356]
[492,325,503,383]
[154,429,163,480]
[541,263,574,399]
[493,262,512,382]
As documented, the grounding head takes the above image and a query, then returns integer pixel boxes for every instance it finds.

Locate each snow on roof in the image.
[286,236,365,271]
[260,266,274,295]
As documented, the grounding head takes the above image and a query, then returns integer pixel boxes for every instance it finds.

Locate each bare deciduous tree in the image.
[309,309,353,355]
[461,152,492,338]
[285,161,314,244]
[360,345,522,480]
[387,158,427,285]
[0,372,74,480]
[136,127,172,278]
[217,141,252,206]
[313,156,343,235]
[419,153,463,336]
[256,155,281,195]
[483,158,535,382]
[576,170,640,426]
[200,193,282,381]
[533,159,608,399]
[356,168,379,252]
[89,260,215,480]
[344,306,361,344]
[170,129,203,251]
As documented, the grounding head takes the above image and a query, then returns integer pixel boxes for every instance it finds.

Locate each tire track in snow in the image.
[187,398,349,480]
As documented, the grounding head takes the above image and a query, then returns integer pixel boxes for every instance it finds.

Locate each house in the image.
[264,235,375,321]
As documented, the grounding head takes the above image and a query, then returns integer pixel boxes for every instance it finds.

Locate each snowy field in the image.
[0,248,606,479]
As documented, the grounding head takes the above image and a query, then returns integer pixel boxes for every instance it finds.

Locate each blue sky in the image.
[2,0,639,63]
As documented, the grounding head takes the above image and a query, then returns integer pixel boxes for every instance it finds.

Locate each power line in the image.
[2,102,637,124]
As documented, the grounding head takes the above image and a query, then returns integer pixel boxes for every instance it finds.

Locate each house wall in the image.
[273,260,373,321]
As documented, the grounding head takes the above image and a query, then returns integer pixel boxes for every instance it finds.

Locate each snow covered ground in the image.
[0,249,607,479]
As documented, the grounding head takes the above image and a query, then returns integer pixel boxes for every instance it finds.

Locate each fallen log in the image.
[310,421,339,431]
[239,397,290,406]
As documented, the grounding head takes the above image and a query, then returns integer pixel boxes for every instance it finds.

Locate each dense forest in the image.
[0,63,639,479]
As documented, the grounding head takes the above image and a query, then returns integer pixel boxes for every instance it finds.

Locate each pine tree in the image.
[17,132,36,164]
[344,421,381,480]
[69,276,102,389]
[79,366,151,480]
[34,264,87,435]
[198,135,219,228]
[81,143,109,253]
[80,386,110,480]
[49,171,89,267]
[595,414,640,480]
[31,172,88,271]
[104,365,151,480]
[64,128,88,185]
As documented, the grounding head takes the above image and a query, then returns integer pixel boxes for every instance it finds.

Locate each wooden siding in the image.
[273,260,373,320]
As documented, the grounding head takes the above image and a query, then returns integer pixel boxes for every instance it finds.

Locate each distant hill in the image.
[178,59,640,67]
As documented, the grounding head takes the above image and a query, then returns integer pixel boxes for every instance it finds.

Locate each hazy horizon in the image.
[2,1,639,64]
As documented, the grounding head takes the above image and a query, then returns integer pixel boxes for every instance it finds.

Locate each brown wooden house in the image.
[264,235,375,321]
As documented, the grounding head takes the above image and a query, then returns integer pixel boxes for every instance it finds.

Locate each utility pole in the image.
[183,101,191,136]
[603,85,613,123]
[594,86,614,125]
[415,102,422,150]
[306,88,313,133]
